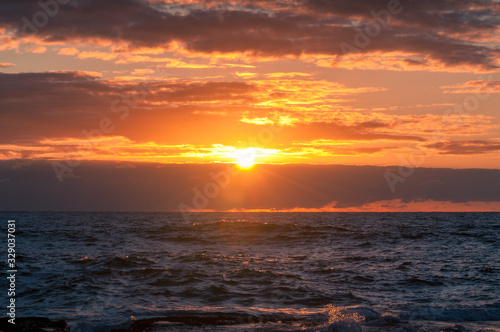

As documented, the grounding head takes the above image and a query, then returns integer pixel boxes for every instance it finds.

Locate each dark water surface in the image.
[1,212,499,331]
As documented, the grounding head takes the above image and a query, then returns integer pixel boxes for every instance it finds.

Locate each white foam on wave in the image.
[324,305,500,332]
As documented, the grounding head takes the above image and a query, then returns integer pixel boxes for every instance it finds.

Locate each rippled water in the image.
[2,212,499,331]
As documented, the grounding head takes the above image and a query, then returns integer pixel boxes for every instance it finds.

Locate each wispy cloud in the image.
[441,80,500,94]
[425,140,500,155]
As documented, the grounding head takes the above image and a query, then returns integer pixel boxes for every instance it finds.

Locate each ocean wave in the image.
[6,212,499,330]
[400,306,500,322]
[398,277,445,287]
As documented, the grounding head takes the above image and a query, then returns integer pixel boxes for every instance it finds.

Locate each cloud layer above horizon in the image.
[1,161,500,212]
[1,0,499,211]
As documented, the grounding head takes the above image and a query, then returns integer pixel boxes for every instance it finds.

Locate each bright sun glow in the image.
[235,148,256,169]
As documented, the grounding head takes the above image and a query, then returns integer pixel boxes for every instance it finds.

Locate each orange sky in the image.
[0,0,499,211]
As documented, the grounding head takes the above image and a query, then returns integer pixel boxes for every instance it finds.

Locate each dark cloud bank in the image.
[0,0,498,69]
[1,160,499,211]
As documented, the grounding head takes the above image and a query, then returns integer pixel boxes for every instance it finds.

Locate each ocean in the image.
[1,212,499,331]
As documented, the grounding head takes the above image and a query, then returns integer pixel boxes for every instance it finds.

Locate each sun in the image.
[235,148,256,169]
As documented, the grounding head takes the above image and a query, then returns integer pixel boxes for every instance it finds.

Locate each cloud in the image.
[0,136,280,163]
[309,52,484,73]
[277,199,500,212]
[114,54,215,68]
[58,48,117,60]
[58,47,79,55]
[441,79,500,94]
[2,71,499,164]
[0,161,499,211]
[0,0,498,71]
[425,140,500,155]
[30,46,46,53]
[0,62,15,67]
[285,121,425,142]
[302,0,500,32]
[0,71,400,145]
[0,133,408,163]
[77,51,117,60]
[288,141,398,156]
[0,71,257,141]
